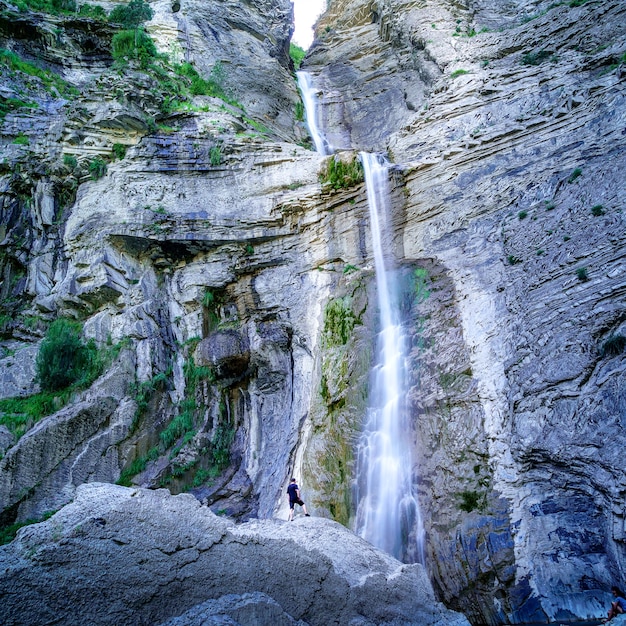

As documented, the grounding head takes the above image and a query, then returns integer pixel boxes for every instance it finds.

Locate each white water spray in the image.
[296,71,333,155]
[354,152,425,564]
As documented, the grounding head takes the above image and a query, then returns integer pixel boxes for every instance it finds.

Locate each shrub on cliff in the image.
[319,155,364,190]
[36,319,100,392]
[289,43,305,70]
[111,29,157,66]
[108,0,153,29]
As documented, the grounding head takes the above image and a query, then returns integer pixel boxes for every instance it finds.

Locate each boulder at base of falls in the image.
[0,483,469,626]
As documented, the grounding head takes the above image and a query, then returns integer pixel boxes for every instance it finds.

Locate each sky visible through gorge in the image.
[293,0,325,48]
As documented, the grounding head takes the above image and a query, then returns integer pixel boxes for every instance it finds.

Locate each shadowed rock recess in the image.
[0,0,624,623]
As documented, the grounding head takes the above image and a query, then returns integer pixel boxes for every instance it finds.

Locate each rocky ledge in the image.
[0,482,470,626]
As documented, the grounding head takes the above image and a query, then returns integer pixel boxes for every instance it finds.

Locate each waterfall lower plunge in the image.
[354,153,425,565]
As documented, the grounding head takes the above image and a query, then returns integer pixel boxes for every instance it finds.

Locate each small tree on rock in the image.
[36,319,97,392]
[109,0,153,29]
[109,0,154,50]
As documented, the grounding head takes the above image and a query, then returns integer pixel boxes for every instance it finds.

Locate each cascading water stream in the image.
[295,75,424,563]
[296,71,333,156]
[354,152,425,565]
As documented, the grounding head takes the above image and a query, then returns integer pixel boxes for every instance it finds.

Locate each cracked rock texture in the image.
[0,483,470,626]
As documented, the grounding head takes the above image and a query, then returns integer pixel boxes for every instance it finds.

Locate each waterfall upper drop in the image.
[355,152,425,565]
[296,71,333,155]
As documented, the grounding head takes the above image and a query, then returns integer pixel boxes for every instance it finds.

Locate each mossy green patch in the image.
[322,297,357,347]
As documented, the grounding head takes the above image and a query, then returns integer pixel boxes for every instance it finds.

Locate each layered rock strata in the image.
[304,0,626,623]
[0,0,625,624]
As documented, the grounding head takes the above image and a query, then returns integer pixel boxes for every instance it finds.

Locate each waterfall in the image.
[354,152,425,565]
[296,67,424,563]
[296,71,333,155]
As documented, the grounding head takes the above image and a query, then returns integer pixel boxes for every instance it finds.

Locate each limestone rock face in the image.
[148,0,300,140]
[303,0,626,623]
[0,483,470,626]
[0,353,136,521]
[0,0,320,527]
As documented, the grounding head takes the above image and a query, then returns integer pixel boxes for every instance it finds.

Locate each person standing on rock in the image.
[287,477,310,521]
[604,586,626,622]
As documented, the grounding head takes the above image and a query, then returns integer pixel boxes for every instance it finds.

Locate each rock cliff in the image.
[0,0,625,624]
[304,0,626,623]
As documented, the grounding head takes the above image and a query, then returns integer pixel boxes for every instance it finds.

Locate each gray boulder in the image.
[0,483,470,626]
[159,592,306,625]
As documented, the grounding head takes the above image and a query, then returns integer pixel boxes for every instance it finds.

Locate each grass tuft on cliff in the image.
[319,155,364,191]
[0,48,78,98]
[0,510,56,546]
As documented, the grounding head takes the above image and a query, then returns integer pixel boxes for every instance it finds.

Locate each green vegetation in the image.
[12,134,29,145]
[130,369,170,433]
[112,143,127,160]
[576,266,589,282]
[174,61,240,107]
[0,96,37,120]
[601,334,626,357]
[413,268,431,304]
[36,319,100,392]
[591,204,604,216]
[521,50,552,65]
[0,48,78,98]
[108,0,155,66]
[458,489,485,513]
[10,0,76,15]
[569,0,590,6]
[108,0,153,28]
[319,155,364,190]
[545,200,556,211]
[78,3,106,19]
[88,157,107,180]
[209,144,222,166]
[289,42,306,70]
[450,69,469,79]
[568,167,582,183]
[117,447,159,486]
[63,154,78,170]
[0,390,66,438]
[202,288,222,332]
[0,323,126,439]
[518,210,528,219]
[119,349,236,489]
[507,255,522,265]
[111,29,157,67]
[295,100,304,122]
[0,511,56,546]
[322,297,357,347]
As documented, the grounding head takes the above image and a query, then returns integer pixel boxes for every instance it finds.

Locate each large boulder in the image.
[0,483,470,626]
